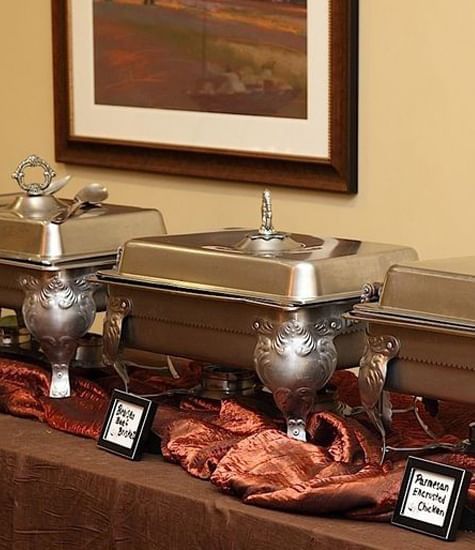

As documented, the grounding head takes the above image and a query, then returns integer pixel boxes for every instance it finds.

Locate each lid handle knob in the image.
[259,189,275,236]
[11,155,56,196]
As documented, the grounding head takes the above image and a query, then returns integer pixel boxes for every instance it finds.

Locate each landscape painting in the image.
[93,0,308,118]
[53,0,357,192]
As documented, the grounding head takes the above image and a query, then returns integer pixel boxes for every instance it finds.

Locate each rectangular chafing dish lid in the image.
[100,230,417,304]
[373,256,475,324]
[0,201,166,264]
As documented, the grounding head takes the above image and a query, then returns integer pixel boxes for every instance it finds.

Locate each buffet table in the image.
[0,414,473,550]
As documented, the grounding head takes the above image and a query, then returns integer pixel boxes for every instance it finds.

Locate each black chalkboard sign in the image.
[98,389,157,460]
[392,456,472,541]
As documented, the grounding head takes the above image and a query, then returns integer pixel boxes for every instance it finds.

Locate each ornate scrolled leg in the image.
[360,282,382,303]
[358,334,400,462]
[102,297,131,391]
[253,318,340,442]
[39,335,78,398]
[21,274,96,398]
[50,364,70,398]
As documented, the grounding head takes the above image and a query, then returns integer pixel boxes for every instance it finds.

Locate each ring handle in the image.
[11,155,56,196]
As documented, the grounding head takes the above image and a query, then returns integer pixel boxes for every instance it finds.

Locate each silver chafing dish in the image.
[98,191,417,440]
[0,155,166,397]
[347,257,475,451]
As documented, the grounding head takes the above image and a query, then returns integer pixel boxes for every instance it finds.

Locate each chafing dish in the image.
[0,155,166,397]
[98,191,417,440]
[347,257,475,449]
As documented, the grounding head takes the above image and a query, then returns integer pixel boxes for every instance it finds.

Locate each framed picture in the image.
[392,456,473,541]
[52,0,358,193]
[98,389,158,460]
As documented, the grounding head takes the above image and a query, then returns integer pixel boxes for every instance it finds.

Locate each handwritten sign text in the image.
[401,468,455,527]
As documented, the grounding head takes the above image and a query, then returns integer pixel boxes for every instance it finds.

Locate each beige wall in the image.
[1,0,475,259]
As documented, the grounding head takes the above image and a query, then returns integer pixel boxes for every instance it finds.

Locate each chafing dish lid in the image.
[359,256,475,326]
[0,155,166,265]
[98,191,417,305]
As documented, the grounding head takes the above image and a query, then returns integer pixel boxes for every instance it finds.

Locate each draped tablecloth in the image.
[0,357,473,533]
[3,414,474,550]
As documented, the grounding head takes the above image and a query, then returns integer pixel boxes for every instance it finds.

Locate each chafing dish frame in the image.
[346,300,475,457]
[98,191,416,441]
[0,155,166,398]
[99,274,375,441]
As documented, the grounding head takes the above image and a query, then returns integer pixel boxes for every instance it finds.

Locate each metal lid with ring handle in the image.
[11,154,57,196]
[0,155,166,265]
[8,154,69,219]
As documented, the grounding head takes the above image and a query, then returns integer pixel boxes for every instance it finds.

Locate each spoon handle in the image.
[50,199,82,225]
[49,182,108,225]
[44,175,71,196]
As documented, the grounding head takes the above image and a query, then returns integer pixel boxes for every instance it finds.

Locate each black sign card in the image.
[98,389,158,460]
[392,456,472,541]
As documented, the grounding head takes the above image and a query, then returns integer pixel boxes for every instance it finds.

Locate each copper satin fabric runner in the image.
[0,357,473,521]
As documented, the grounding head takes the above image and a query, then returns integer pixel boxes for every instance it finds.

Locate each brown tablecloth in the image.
[0,358,474,531]
[0,414,473,550]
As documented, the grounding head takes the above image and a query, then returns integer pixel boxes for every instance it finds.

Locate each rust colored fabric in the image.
[156,393,475,521]
[0,356,473,523]
[0,358,108,438]
[0,357,202,439]
[154,373,475,521]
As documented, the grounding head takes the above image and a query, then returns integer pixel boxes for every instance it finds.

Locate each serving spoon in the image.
[44,175,71,196]
[51,183,108,224]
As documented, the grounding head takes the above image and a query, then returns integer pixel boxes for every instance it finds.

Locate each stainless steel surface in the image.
[43,175,71,196]
[0,260,110,315]
[108,236,416,303]
[105,191,416,306]
[360,281,382,303]
[198,365,257,399]
[0,156,166,264]
[0,199,165,264]
[0,193,21,207]
[21,270,98,397]
[101,266,371,441]
[344,317,475,405]
[347,256,475,452]
[100,191,417,440]
[235,191,311,254]
[0,328,104,370]
[51,183,109,224]
[254,317,341,441]
[103,296,132,391]
[259,189,274,235]
[349,256,475,337]
[0,155,167,398]
[371,256,475,327]
[357,334,400,460]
